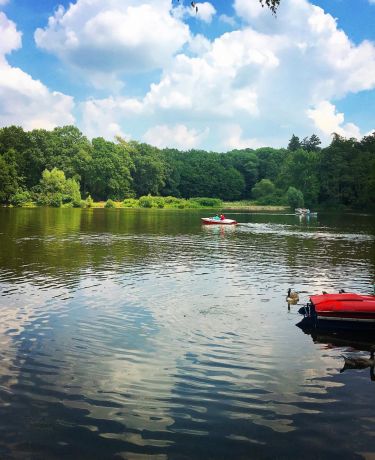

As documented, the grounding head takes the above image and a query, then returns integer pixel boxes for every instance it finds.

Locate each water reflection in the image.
[298,324,375,382]
[0,208,375,458]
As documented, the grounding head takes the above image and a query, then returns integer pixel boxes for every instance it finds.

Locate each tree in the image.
[225,150,258,198]
[255,148,287,182]
[0,149,19,203]
[251,179,277,202]
[301,134,321,152]
[88,137,134,200]
[131,143,166,197]
[286,186,304,209]
[37,168,81,207]
[276,148,319,207]
[287,134,301,151]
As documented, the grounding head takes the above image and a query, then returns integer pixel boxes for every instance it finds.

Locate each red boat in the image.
[298,292,375,330]
[201,217,237,225]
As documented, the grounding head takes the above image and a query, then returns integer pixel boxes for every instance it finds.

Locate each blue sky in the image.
[0,0,374,151]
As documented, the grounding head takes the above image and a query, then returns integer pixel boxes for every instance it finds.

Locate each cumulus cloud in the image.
[222,125,263,150]
[34,0,190,83]
[219,14,237,27]
[0,11,21,57]
[143,124,208,149]
[172,1,216,23]
[0,12,75,130]
[78,0,375,150]
[190,2,216,23]
[307,101,362,139]
[80,97,139,140]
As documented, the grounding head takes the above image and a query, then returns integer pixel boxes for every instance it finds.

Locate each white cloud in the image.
[143,124,208,149]
[0,0,9,6]
[0,11,21,57]
[81,97,140,140]
[234,0,268,20]
[34,0,190,83]
[191,2,216,23]
[78,0,375,150]
[219,14,237,27]
[173,1,216,23]
[223,125,263,150]
[307,101,362,140]
[0,12,75,130]
[188,33,211,55]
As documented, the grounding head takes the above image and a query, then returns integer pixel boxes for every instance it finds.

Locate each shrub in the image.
[122,198,139,208]
[189,197,222,207]
[164,196,178,204]
[85,195,94,208]
[139,195,154,208]
[10,191,31,207]
[153,197,165,208]
[104,199,116,208]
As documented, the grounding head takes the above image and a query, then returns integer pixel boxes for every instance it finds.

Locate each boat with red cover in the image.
[298,292,375,330]
[201,217,238,225]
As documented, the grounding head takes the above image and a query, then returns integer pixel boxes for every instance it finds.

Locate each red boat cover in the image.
[310,293,375,313]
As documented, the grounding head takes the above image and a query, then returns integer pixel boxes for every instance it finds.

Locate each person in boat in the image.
[220,214,225,220]
[213,214,220,220]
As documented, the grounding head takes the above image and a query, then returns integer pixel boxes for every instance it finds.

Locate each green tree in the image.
[88,137,133,200]
[252,178,275,198]
[225,149,258,198]
[255,148,287,182]
[287,134,301,151]
[0,149,20,203]
[37,168,81,207]
[131,143,166,197]
[301,134,321,152]
[286,186,304,209]
[276,148,319,207]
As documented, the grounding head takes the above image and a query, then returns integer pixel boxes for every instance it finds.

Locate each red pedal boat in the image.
[298,292,375,330]
[201,217,237,225]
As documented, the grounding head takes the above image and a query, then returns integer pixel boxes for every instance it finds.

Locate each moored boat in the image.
[298,292,375,330]
[201,217,238,225]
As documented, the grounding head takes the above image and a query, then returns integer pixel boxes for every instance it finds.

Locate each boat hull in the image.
[201,218,237,225]
[298,293,375,331]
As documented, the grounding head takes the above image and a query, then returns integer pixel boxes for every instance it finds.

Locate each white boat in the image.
[295,208,317,216]
[201,217,238,225]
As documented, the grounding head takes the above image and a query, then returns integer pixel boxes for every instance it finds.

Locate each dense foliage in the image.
[0,125,374,210]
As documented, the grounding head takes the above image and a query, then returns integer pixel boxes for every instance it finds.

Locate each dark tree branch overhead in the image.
[259,0,280,14]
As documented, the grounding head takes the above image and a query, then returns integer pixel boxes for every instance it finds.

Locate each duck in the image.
[286,288,299,303]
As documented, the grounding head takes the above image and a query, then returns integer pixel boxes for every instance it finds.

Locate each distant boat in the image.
[201,217,237,225]
[298,292,375,330]
[295,208,317,216]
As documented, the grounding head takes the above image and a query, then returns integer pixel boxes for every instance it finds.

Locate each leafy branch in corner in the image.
[259,0,280,14]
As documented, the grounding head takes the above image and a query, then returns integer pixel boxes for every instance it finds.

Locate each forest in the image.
[0,125,374,210]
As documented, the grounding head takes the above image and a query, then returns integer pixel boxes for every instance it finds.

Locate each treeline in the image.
[0,125,374,210]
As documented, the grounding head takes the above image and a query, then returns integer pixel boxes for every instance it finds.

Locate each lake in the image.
[0,208,374,459]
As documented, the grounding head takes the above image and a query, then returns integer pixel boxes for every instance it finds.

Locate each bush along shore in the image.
[6,192,287,211]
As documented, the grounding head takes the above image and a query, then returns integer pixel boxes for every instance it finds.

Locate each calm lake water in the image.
[0,208,374,460]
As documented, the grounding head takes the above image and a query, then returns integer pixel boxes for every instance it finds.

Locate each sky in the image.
[0,0,374,151]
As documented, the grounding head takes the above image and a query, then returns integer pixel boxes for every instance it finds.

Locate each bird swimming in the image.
[286,288,299,303]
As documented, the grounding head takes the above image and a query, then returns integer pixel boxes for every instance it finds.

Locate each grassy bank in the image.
[8,195,289,211]
[222,201,288,211]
